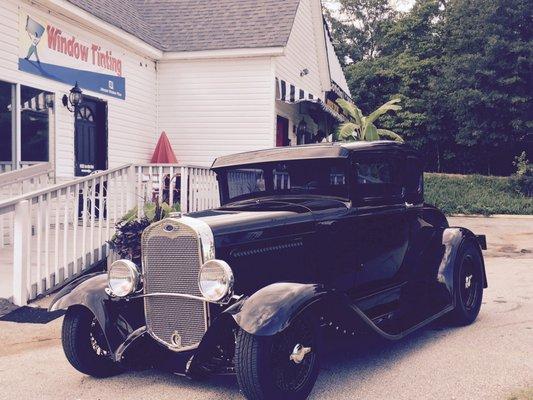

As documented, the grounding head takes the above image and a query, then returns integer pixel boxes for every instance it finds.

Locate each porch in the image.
[0,163,219,305]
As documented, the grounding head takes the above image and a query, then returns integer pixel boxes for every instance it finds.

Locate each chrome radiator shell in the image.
[141,217,214,351]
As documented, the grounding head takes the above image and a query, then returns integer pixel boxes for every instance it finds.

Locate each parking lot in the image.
[0,216,532,400]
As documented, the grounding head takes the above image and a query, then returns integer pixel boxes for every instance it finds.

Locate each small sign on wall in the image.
[18,11,126,100]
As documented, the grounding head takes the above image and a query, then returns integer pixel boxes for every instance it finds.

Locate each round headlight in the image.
[108,259,141,297]
[198,259,234,302]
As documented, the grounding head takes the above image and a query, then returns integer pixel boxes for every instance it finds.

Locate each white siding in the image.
[274,0,323,99]
[326,31,351,96]
[157,57,275,167]
[0,0,157,179]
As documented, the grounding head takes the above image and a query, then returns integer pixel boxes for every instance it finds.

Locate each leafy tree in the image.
[326,0,398,63]
[336,98,404,142]
[328,0,532,175]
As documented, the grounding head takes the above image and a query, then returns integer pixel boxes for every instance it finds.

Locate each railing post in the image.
[180,166,189,213]
[126,165,136,211]
[13,199,29,306]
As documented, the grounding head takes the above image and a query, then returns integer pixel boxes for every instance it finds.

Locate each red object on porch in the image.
[150,131,178,163]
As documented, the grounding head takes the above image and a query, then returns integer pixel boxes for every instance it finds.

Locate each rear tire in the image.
[448,240,484,326]
[235,314,320,400]
[62,306,122,378]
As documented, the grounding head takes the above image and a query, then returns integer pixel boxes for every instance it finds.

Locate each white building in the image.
[0,0,351,179]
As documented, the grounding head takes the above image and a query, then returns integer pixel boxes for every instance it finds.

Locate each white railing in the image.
[0,163,218,305]
[0,162,54,199]
[0,161,46,174]
[0,162,13,174]
[133,164,219,215]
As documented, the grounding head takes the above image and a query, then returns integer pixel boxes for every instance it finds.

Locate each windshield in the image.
[218,159,349,204]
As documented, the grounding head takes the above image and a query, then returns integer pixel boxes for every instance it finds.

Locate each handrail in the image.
[0,162,53,187]
[0,164,132,212]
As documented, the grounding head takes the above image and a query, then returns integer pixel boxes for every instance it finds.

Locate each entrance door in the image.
[276,116,289,147]
[75,98,107,176]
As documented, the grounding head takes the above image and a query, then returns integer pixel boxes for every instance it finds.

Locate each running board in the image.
[349,303,454,341]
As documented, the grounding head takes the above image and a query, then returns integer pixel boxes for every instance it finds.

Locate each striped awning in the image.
[275,78,316,103]
[275,78,346,122]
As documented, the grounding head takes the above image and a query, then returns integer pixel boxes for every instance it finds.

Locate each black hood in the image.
[187,197,348,247]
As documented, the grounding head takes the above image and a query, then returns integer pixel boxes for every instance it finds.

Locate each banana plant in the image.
[336,98,404,142]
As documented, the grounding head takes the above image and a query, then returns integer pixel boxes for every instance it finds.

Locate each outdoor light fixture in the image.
[300,68,309,77]
[62,81,83,112]
[297,119,309,144]
[44,93,54,109]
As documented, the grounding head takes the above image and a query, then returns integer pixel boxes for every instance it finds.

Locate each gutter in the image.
[160,47,285,61]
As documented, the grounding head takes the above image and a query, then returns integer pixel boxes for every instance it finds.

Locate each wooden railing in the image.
[0,163,219,305]
[0,162,54,199]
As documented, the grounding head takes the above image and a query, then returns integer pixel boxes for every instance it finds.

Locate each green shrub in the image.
[424,173,533,215]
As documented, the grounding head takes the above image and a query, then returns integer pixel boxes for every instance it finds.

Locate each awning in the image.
[275,77,316,103]
[275,78,346,122]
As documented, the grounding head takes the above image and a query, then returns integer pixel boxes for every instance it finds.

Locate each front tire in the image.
[448,240,484,326]
[235,314,320,400]
[62,306,122,378]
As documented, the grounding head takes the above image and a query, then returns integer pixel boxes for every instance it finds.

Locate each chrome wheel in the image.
[89,318,109,357]
[271,318,318,393]
[459,255,481,311]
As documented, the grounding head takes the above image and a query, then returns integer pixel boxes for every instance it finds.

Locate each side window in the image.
[404,156,424,203]
[354,158,402,202]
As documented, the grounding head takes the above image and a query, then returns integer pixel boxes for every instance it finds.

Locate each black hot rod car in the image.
[50,141,487,400]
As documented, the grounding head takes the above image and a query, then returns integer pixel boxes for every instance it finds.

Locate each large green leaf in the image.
[337,122,359,140]
[366,98,402,125]
[363,122,380,141]
[337,99,363,126]
[377,129,404,142]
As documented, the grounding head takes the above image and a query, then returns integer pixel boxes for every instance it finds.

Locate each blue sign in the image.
[19,58,126,99]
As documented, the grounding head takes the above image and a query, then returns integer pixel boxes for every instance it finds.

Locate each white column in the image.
[13,199,30,306]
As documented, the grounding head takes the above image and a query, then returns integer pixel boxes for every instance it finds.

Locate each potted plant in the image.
[109,201,180,266]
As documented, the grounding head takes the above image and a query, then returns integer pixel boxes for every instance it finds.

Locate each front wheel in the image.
[235,314,320,400]
[448,240,484,326]
[61,306,123,378]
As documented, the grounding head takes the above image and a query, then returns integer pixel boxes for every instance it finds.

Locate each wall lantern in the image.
[297,119,308,145]
[44,93,54,109]
[62,81,83,112]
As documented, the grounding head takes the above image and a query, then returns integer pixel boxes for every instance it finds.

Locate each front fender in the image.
[49,273,144,354]
[227,282,330,336]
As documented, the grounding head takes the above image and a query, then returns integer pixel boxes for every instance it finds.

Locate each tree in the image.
[336,98,404,142]
[326,0,398,63]
[329,0,532,175]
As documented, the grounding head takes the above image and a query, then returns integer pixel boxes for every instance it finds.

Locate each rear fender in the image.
[226,282,333,336]
[439,227,488,300]
[49,273,144,354]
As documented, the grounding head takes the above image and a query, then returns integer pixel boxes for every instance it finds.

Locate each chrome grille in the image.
[142,219,207,350]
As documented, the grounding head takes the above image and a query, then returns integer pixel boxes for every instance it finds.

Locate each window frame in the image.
[350,151,405,206]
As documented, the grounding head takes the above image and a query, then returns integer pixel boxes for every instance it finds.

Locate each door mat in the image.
[0,306,65,324]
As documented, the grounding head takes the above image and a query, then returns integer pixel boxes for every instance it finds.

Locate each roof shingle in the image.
[67,0,301,52]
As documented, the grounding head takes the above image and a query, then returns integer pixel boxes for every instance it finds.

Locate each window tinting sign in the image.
[18,11,126,100]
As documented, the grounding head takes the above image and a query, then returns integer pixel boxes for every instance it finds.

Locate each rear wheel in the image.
[448,241,484,326]
[235,314,320,400]
[62,306,122,378]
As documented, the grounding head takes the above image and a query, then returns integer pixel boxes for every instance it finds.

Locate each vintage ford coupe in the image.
[51,141,487,400]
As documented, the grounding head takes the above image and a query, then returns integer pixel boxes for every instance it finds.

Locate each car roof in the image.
[211,141,408,169]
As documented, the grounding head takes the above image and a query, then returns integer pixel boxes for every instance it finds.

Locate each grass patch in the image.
[424,173,533,215]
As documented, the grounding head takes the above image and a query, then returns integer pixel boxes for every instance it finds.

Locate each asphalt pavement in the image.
[0,216,532,400]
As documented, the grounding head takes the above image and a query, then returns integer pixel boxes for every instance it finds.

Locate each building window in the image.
[0,80,13,166]
[20,85,52,162]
